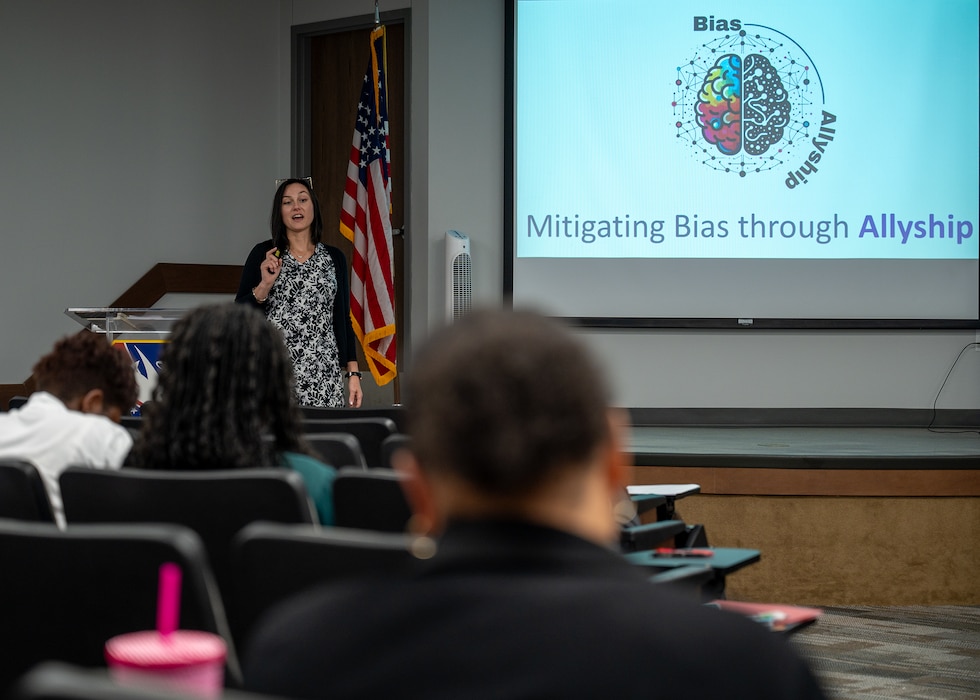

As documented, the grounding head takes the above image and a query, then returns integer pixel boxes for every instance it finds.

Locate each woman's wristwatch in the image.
[346,371,362,379]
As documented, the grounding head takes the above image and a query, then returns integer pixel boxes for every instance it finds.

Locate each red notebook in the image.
[707,600,822,633]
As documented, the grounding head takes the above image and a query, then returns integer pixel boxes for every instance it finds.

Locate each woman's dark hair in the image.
[33,331,138,412]
[133,303,311,470]
[270,178,323,253]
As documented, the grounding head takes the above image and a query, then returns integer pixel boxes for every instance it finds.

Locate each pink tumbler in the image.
[104,563,227,698]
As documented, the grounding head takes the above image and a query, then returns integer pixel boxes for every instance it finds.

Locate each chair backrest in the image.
[299,405,407,432]
[647,564,715,593]
[0,459,56,523]
[378,433,412,470]
[0,520,241,695]
[7,395,29,411]
[299,417,397,467]
[229,522,418,649]
[619,519,687,553]
[119,414,143,431]
[303,432,367,469]
[11,662,279,700]
[331,467,413,533]
[58,467,316,607]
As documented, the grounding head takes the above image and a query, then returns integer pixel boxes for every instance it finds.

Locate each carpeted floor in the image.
[789,605,980,699]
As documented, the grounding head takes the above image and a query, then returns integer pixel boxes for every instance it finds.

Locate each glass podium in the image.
[65,307,186,341]
[65,308,188,413]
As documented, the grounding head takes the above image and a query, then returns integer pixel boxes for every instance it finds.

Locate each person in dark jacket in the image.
[244,307,826,700]
[236,177,362,408]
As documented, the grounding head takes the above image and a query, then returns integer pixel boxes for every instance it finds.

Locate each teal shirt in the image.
[280,451,336,525]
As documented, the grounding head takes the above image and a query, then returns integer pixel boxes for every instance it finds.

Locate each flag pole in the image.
[373,1,398,406]
[373,4,398,406]
[341,11,398,393]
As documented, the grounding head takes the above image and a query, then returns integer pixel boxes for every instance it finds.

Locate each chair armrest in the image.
[620,519,686,552]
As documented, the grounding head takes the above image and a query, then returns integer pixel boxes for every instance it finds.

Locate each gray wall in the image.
[2,0,977,410]
[0,0,279,380]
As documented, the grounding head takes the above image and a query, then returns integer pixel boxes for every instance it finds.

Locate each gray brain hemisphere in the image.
[741,54,790,155]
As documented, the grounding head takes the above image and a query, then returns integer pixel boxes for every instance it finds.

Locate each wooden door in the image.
[309,23,405,405]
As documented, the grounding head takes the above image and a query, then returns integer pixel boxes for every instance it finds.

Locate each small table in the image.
[628,484,700,521]
[626,547,761,600]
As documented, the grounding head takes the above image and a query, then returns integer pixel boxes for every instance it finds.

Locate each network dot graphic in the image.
[673,27,817,177]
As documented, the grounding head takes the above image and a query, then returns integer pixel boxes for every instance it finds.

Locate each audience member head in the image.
[133,303,308,470]
[399,307,628,544]
[32,331,137,422]
[270,177,323,251]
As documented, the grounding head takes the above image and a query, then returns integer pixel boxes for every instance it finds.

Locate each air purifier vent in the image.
[446,230,472,322]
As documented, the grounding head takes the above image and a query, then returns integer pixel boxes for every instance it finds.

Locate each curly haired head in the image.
[33,331,137,413]
[404,308,612,495]
[133,303,309,470]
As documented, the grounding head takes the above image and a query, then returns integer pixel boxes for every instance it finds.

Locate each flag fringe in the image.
[350,313,397,385]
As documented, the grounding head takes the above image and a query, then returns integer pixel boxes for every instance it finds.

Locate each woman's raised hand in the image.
[261,247,282,285]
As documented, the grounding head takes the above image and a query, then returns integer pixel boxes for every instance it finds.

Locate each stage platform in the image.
[624,411,980,497]
[629,426,980,470]
[623,413,980,603]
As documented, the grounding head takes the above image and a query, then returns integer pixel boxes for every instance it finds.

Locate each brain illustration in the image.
[695,53,790,156]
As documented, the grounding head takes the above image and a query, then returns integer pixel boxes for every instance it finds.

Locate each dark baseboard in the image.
[627,407,980,429]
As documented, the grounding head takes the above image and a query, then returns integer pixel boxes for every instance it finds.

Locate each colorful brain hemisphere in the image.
[695,54,742,155]
[695,54,790,156]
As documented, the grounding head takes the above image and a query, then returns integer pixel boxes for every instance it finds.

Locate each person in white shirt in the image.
[0,332,138,527]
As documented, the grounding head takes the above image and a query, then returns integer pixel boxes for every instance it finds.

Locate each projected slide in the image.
[514,1,979,263]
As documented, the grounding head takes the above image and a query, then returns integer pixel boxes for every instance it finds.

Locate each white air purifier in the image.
[446,230,472,322]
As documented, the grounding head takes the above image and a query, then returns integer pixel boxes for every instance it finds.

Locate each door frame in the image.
[290,9,411,404]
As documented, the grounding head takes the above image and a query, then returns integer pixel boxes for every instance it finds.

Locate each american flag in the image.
[340,25,397,386]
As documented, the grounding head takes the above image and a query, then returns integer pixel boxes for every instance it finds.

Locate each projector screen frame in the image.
[502,0,980,331]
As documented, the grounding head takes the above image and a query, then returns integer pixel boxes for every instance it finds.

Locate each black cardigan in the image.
[235,240,358,366]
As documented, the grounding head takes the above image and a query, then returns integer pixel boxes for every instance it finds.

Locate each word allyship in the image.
[785,111,837,189]
[859,214,973,245]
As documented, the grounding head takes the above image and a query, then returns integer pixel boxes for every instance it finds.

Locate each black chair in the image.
[299,405,407,432]
[11,662,282,700]
[229,522,418,648]
[628,492,667,521]
[7,395,29,411]
[0,459,56,523]
[619,519,687,553]
[0,521,241,695]
[379,432,412,470]
[331,467,413,533]
[647,564,716,593]
[119,414,143,431]
[303,432,367,469]
[58,467,317,616]
[299,417,397,467]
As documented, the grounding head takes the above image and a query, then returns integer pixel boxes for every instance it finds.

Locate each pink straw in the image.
[156,562,182,639]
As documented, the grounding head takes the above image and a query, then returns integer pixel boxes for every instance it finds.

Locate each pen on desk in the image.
[652,547,714,558]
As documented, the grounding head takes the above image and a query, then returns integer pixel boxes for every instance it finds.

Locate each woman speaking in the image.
[236,178,362,408]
